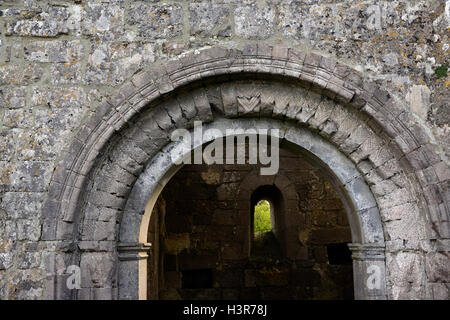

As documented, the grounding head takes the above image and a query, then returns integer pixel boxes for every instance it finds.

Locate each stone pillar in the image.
[348,243,387,300]
[117,242,152,300]
[43,248,79,300]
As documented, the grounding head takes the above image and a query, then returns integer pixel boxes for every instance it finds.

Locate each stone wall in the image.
[152,148,353,300]
[0,0,448,300]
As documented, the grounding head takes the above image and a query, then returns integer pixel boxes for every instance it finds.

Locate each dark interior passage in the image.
[147,146,354,300]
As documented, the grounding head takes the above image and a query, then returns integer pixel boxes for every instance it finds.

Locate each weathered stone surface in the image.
[24,40,83,63]
[0,65,43,86]
[81,3,124,38]
[2,4,80,35]
[34,107,86,132]
[0,250,14,270]
[80,253,115,288]
[189,2,230,37]
[279,3,335,41]
[387,252,426,299]
[1,192,44,219]
[378,188,413,210]
[5,161,53,192]
[235,5,275,40]
[31,87,87,108]
[0,130,15,161]
[15,129,64,160]
[127,3,183,39]
[428,283,449,300]
[82,219,116,242]
[4,9,69,37]
[50,60,83,85]
[84,41,156,85]
[0,87,26,109]
[18,251,40,270]
[17,219,41,241]
[426,252,450,282]
[380,202,419,222]
[406,85,431,121]
[5,269,44,299]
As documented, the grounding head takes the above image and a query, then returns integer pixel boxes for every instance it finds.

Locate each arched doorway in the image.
[118,118,385,299]
[148,141,355,300]
[42,46,447,300]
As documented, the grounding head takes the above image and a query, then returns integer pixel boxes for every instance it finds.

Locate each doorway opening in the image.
[146,143,354,300]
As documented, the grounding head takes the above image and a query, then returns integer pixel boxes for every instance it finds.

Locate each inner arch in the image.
[126,118,382,245]
[118,117,386,300]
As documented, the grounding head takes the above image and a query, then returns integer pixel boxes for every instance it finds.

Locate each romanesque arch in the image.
[119,118,386,299]
[41,45,449,300]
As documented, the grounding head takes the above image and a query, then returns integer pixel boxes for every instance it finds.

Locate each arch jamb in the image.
[118,118,387,300]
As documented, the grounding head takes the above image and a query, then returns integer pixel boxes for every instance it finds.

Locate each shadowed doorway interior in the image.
[146,143,354,300]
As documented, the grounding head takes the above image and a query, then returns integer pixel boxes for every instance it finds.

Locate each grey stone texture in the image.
[0,0,448,300]
[127,3,183,39]
[189,2,230,37]
[235,4,275,39]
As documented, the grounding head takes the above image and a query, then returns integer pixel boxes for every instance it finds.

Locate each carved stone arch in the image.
[41,45,449,300]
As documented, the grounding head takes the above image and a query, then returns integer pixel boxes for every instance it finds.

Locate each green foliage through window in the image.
[254,200,272,233]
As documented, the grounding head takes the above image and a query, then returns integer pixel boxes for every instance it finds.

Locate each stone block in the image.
[31,87,87,109]
[84,41,156,85]
[8,161,53,192]
[127,3,183,39]
[80,252,115,288]
[0,87,27,109]
[0,130,15,161]
[406,85,431,121]
[1,192,45,219]
[235,5,274,40]
[429,283,449,300]
[189,3,230,37]
[0,64,43,86]
[387,252,426,287]
[5,11,69,37]
[17,219,41,241]
[24,40,83,63]
[82,3,124,38]
[426,252,449,282]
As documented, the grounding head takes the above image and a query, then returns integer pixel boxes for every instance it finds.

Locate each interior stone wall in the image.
[150,147,353,300]
[0,0,448,300]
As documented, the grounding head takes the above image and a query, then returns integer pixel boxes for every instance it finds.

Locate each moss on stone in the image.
[435,65,448,79]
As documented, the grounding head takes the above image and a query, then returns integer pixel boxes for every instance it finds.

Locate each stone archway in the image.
[118,118,386,300]
[41,45,448,300]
